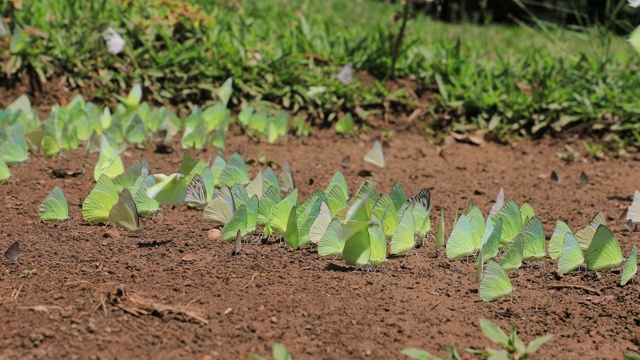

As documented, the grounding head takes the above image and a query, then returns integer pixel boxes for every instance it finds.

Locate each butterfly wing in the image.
[558,233,585,274]
[39,186,69,222]
[548,220,573,260]
[445,214,475,259]
[621,244,638,286]
[363,140,385,168]
[585,225,622,271]
[479,261,513,302]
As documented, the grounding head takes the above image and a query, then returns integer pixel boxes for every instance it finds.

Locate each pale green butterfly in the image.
[230,183,250,209]
[389,183,407,212]
[620,244,638,286]
[576,212,605,251]
[520,202,535,225]
[521,217,546,261]
[284,206,302,250]
[265,188,298,237]
[557,233,584,274]
[479,260,513,302]
[467,205,485,251]
[498,234,525,272]
[114,83,142,108]
[94,135,124,181]
[211,155,226,188]
[481,219,502,263]
[445,214,475,259]
[0,159,10,183]
[317,218,345,257]
[491,199,522,246]
[343,229,372,266]
[42,131,60,157]
[368,216,388,266]
[263,166,280,194]
[364,140,385,168]
[257,186,280,230]
[325,171,348,201]
[326,185,347,217]
[82,175,119,223]
[113,158,150,193]
[108,188,142,232]
[585,224,622,271]
[390,206,417,255]
[221,198,258,241]
[219,153,250,187]
[309,201,332,244]
[0,132,29,164]
[200,167,215,203]
[279,162,295,194]
[39,186,69,222]
[371,195,398,238]
[548,220,573,260]
[411,200,432,240]
[181,121,207,150]
[203,186,235,226]
[131,175,160,216]
[245,171,264,199]
[294,193,324,247]
[147,173,187,205]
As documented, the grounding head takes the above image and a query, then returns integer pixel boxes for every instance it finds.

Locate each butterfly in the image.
[185,174,208,209]
[336,62,353,85]
[83,175,120,223]
[585,225,622,271]
[626,190,640,228]
[548,220,573,260]
[341,155,351,169]
[39,186,69,222]
[279,162,295,194]
[557,233,584,274]
[621,244,638,286]
[232,230,242,256]
[103,27,125,55]
[108,188,142,232]
[407,188,431,213]
[550,171,559,184]
[488,188,504,218]
[4,241,19,263]
[364,140,385,168]
[479,260,512,302]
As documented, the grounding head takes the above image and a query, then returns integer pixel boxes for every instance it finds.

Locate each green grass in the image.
[1,0,640,148]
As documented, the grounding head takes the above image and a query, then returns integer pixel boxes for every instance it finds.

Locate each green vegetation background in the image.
[1,0,640,147]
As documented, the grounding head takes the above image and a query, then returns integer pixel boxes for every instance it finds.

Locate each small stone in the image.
[270,316,278,324]
[207,229,221,241]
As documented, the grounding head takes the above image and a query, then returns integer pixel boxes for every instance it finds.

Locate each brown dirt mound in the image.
[1,128,639,359]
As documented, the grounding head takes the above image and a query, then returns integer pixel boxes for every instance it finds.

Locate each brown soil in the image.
[1,124,639,360]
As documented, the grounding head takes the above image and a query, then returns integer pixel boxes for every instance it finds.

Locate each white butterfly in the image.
[629,0,640,8]
[103,27,126,55]
[627,190,640,225]
[488,188,504,218]
[336,62,353,85]
[364,140,385,168]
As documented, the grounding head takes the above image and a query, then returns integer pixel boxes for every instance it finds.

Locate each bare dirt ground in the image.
[1,79,640,359]
[0,123,639,360]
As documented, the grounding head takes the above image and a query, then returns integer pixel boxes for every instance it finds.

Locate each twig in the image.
[243,273,259,289]
[11,284,23,302]
[64,280,94,287]
[430,300,441,311]
[548,284,601,296]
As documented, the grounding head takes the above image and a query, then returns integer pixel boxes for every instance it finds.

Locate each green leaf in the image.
[272,343,292,360]
[524,334,553,357]
[487,349,510,360]
[624,353,640,360]
[479,319,509,348]
[400,348,442,360]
